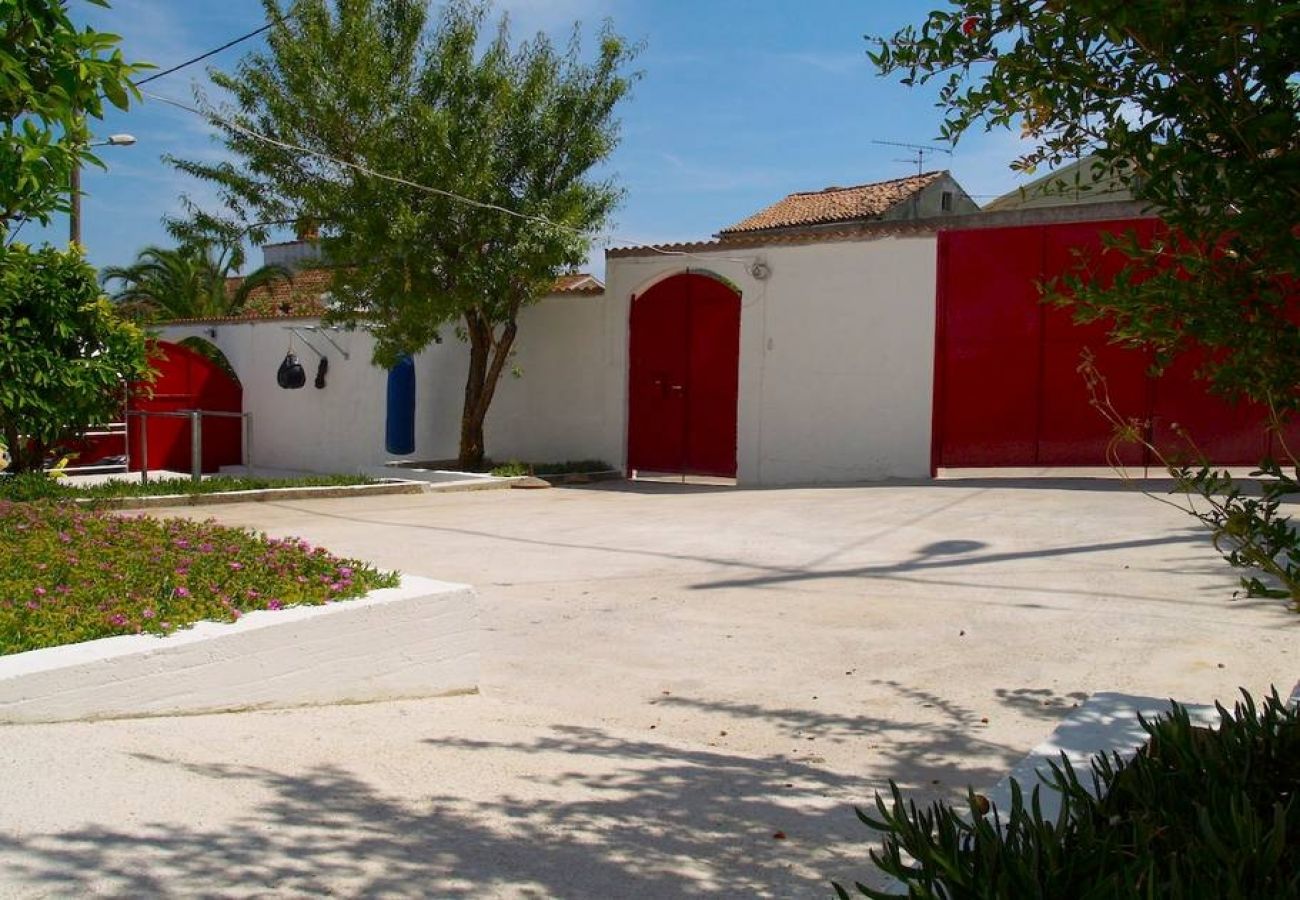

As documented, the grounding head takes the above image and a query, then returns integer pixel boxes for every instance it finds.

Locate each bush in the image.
[837,689,1300,899]
[0,472,68,502]
[0,244,150,472]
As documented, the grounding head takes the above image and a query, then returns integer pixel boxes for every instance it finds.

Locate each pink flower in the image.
[174,587,190,598]
[338,567,354,578]
[229,562,243,571]
[267,600,283,611]
[33,587,46,596]
[142,608,155,619]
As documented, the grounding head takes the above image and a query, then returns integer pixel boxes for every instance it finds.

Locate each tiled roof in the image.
[551,272,604,295]
[720,171,946,236]
[231,267,335,319]
[161,270,603,325]
[607,219,944,258]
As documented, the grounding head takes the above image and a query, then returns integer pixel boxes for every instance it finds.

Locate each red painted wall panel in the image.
[936,218,1285,470]
[936,226,1043,466]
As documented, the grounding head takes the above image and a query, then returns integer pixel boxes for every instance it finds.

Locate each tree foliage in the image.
[0,0,147,233]
[871,0,1300,408]
[102,241,293,322]
[872,1,1300,604]
[171,0,636,467]
[0,243,150,472]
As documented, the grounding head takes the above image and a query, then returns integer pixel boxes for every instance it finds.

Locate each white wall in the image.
[603,234,938,484]
[161,235,938,484]
[159,291,619,473]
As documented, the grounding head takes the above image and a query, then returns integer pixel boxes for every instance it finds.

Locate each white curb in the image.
[0,575,477,724]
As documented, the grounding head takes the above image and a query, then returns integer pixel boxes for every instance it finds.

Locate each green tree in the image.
[1,0,147,234]
[872,1,1300,605]
[102,241,293,321]
[0,243,150,473]
[170,0,636,468]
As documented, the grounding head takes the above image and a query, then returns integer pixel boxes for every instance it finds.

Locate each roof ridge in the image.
[787,170,945,197]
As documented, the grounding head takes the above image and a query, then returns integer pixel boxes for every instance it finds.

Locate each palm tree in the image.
[102,240,292,321]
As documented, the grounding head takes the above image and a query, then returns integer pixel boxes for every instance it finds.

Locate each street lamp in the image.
[70,133,137,246]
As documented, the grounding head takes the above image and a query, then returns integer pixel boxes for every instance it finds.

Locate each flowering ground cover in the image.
[0,501,400,656]
[0,472,377,503]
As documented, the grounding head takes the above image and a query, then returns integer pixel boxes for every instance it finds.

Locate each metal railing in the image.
[125,409,253,484]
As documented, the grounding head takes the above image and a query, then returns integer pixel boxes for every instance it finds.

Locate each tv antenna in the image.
[871,139,953,175]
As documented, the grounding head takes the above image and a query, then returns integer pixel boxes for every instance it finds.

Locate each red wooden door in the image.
[628,273,740,477]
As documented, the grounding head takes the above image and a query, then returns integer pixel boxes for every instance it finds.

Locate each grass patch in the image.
[0,500,400,656]
[0,472,377,503]
[488,459,613,477]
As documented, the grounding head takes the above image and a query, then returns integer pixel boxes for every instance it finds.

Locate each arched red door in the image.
[127,340,243,473]
[628,273,740,477]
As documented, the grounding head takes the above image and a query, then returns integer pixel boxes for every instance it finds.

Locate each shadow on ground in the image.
[0,686,1030,897]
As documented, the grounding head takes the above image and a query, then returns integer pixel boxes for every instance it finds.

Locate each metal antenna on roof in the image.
[871,140,953,175]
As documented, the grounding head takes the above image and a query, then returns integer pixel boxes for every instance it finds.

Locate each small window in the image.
[941,190,954,212]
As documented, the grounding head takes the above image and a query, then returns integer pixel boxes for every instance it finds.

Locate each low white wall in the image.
[159,291,619,473]
[603,234,939,484]
[0,575,476,724]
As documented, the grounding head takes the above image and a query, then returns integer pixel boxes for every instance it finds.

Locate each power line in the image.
[134,22,274,86]
[141,89,756,265]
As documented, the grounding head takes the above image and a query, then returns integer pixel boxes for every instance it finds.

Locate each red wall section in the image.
[126,341,243,474]
[935,219,1282,470]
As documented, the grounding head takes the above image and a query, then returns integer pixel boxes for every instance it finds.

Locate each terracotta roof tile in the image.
[720,171,946,236]
[606,220,943,259]
[160,270,602,325]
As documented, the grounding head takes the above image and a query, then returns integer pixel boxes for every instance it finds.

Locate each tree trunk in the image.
[457,308,518,471]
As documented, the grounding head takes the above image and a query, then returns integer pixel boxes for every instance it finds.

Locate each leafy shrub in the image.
[488,459,613,477]
[0,472,377,504]
[68,472,376,501]
[489,460,531,477]
[836,689,1300,899]
[0,244,150,473]
[0,501,399,655]
[0,472,68,502]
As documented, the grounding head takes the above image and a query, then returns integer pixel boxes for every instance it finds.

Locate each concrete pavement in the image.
[1,479,1295,896]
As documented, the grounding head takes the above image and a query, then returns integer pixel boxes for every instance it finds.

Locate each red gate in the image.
[127,340,243,473]
[933,219,1293,471]
[628,272,741,477]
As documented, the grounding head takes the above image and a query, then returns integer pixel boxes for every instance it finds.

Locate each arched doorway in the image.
[127,340,244,473]
[627,272,741,477]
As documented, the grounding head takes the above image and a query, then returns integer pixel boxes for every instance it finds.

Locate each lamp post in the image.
[69,133,137,246]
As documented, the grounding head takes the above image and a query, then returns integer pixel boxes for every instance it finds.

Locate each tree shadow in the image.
[993,686,1093,721]
[0,687,1027,897]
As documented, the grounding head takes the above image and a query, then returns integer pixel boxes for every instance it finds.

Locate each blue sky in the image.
[27,0,1032,277]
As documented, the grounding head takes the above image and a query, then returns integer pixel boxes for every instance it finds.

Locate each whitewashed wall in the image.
[161,234,939,484]
[159,292,617,474]
[602,234,939,484]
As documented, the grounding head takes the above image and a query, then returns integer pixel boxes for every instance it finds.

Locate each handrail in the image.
[125,409,252,484]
